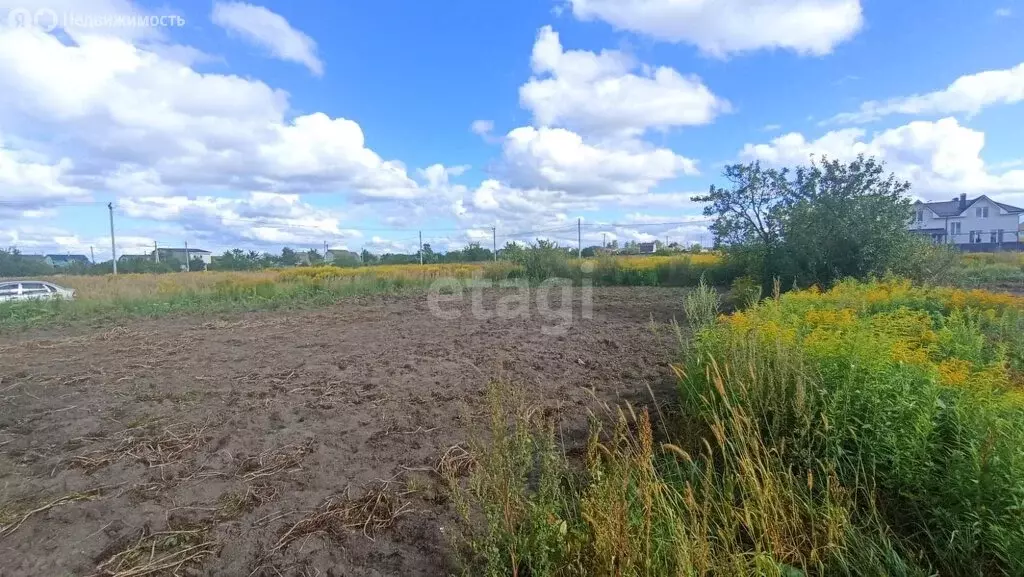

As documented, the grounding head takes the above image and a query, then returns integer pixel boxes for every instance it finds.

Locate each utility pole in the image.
[577,218,582,258]
[184,240,190,272]
[108,202,117,275]
[90,246,94,264]
[323,240,328,259]
[602,233,606,248]
[154,241,159,263]
[492,226,497,261]
[418,231,423,265]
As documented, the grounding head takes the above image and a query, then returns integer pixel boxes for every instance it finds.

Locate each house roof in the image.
[157,247,212,254]
[993,200,1024,214]
[917,196,1024,216]
[46,254,89,262]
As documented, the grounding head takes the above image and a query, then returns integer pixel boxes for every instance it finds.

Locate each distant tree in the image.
[419,243,436,264]
[332,250,361,267]
[581,246,599,258]
[379,253,418,265]
[360,249,378,265]
[212,249,258,271]
[0,249,53,277]
[455,242,492,263]
[500,241,525,262]
[307,249,323,265]
[279,247,299,267]
[620,241,639,255]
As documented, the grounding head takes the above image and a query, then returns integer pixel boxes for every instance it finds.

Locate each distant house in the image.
[46,254,90,268]
[325,249,360,264]
[152,248,213,265]
[637,242,657,254]
[909,194,1023,250]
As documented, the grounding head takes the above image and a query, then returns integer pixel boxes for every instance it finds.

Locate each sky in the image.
[1,0,1023,259]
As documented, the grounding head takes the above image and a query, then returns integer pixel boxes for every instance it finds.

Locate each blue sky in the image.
[0,0,1022,258]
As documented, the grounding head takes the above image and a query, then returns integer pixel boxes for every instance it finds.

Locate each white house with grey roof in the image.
[909,194,1023,250]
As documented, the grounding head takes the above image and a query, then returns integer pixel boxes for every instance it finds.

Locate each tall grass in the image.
[450,279,1024,576]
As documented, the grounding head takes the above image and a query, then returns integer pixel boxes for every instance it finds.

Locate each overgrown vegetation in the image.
[451,280,1024,576]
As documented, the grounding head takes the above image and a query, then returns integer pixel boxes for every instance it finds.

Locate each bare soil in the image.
[0,287,689,576]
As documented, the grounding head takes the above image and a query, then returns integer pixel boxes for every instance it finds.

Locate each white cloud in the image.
[566,0,863,57]
[995,8,1012,17]
[211,1,323,76]
[0,133,89,210]
[828,62,1024,124]
[0,26,422,202]
[740,117,1024,202]
[117,193,362,247]
[470,119,494,136]
[502,125,698,195]
[519,26,728,136]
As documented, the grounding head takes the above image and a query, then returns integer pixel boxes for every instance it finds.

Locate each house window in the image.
[916,209,923,222]
[991,231,998,243]
[983,207,989,218]
[950,222,961,236]
[999,229,1005,243]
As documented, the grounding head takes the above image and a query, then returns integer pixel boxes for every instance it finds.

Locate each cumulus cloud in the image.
[519,26,728,136]
[566,0,863,57]
[0,133,89,210]
[740,117,1024,202]
[0,26,420,201]
[117,193,362,247]
[828,62,1024,124]
[211,1,323,76]
[501,126,698,195]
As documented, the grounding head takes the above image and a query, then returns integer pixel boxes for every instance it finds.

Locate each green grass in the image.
[0,276,432,331]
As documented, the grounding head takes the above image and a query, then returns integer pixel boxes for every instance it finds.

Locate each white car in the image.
[0,281,76,303]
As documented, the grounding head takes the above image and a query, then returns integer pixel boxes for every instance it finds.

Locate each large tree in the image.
[695,155,916,288]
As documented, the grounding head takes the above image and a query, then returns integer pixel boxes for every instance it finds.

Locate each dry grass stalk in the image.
[1,489,103,538]
[91,526,216,577]
[237,440,315,481]
[272,482,411,550]
[219,483,280,519]
[436,444,476,479]
[70,423,208,473]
